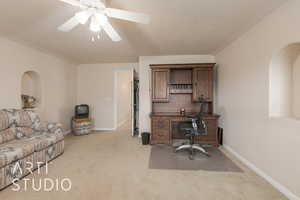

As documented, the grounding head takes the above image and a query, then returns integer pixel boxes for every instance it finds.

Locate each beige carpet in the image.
[0,123,286,200]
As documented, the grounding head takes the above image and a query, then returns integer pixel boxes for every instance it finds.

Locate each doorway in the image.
[114,69,135,135]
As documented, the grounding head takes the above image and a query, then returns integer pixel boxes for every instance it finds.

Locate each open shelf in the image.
[169,83,192,85]
[170,89,193,94]
[170,84,193,94]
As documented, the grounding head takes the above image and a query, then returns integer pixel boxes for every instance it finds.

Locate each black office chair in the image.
[175,96,210,160]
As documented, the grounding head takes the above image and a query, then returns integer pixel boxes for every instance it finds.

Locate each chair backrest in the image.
[193,114,207,136]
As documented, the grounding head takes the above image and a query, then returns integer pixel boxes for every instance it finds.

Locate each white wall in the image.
[138,55,215,135]
[77,63,138,130]
[0,36,77,131]
[116,70,132,127]
[216,0,300,198]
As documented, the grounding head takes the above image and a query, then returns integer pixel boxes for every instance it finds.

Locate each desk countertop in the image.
[150,112,220,119]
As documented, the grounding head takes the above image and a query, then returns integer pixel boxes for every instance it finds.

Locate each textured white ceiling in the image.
[0,0,286,63]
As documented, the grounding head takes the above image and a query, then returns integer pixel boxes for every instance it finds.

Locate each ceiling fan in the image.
[58,0,150,42]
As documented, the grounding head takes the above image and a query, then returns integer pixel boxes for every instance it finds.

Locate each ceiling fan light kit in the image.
[58,0,150,42]
[90,15,101,32]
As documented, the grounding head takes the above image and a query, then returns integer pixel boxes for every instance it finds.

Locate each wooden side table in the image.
[72,118,93,136]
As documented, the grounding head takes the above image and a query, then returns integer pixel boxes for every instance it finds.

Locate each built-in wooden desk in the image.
[150,112,220,147]
[150,63,220,147]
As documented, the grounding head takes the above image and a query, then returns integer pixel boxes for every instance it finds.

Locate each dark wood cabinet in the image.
[194,118,218,145]
[152,69,170,102]
[151,117,171,144]
[192,67,213,102]
[150,113,220,147]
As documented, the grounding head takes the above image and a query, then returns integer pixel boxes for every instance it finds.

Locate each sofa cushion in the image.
[23,133,64,151]
[38,122,63,134]
[0,128,15,145]
[0,109,40,128]
[15,127,35,139]
[0,140,35,168]
[14,110,41,128]
[0,111,13,131]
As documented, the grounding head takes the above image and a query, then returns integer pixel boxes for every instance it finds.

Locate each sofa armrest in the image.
[38,122,63,135]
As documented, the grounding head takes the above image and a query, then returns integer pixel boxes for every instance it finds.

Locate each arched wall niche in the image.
[21,71,42,111]
[269,43,300,119]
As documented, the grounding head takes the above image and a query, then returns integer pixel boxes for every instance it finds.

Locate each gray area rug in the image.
[149,145,243,172]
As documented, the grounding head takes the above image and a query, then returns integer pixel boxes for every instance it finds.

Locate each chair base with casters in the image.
[175,135,210,160]
[175,115,210,160]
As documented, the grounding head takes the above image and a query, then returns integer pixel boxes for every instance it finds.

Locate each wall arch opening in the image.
[21,71,42,110]
[269,43,300,119]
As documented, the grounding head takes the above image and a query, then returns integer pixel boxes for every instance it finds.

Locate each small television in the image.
[75,104,89,119]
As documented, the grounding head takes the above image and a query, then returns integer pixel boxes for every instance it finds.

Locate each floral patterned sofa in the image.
[0,109,64,190]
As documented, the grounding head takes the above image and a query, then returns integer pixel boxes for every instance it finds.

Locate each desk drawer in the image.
[151,118,170,144]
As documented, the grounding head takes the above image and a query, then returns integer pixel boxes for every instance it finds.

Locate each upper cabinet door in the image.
[193,68,213,102]
[152,69,170,102]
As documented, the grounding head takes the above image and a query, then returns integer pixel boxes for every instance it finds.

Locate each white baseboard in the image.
[94,128,116,131]
[64,130,72,136]
[223,145,300,200]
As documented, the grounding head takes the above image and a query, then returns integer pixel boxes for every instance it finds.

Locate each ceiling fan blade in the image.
[75,10,93,24]
[59,0,87,9]
[101,21,121,42]
[58,16,80,32]
[105,8,150,24]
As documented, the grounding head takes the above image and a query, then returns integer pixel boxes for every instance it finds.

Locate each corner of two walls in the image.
[76,56,217,133]
[0,36,77,132]
[76,63,138,130]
